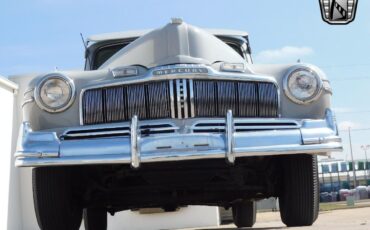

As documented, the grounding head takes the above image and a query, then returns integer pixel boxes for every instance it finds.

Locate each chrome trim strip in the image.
[140,126,179,132]
[22,97,35,107]
[189,79,195,117]
[63,120,178,136]
[79,91,84,125]
[192,125,299,131]
[183,79,188,118]
[169,80,175,118]
[23,88,34,96]
[176,79,182,119]
[62,126,179,139]
[225,110,235,164]
[130,115,140,168]
[63,130,130,138]
[192,118,300,130]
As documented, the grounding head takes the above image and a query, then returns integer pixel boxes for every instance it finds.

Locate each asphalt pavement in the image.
[184,206,370,230]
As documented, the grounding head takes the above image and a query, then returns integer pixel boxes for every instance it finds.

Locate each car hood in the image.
[100,21,246,69]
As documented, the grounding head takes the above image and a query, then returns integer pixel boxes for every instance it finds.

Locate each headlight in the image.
[35,74,76,113]
[283,66,323,104]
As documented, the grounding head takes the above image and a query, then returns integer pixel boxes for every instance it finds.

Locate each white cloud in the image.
[255,46,314,63]
[338,121,361,130]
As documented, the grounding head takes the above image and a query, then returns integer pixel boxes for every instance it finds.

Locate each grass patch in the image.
[320,199,370,212]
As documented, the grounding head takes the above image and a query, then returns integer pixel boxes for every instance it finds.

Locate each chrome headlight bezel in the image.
[283,66,323,104]
[34,74,76,113]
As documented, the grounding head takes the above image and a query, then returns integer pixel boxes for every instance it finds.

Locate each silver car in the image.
[15,19,342,230]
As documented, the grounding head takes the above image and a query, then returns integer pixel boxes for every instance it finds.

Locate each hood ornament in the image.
[171,17,183,24]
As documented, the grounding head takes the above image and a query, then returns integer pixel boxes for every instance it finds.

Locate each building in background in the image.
[319,157,370,202]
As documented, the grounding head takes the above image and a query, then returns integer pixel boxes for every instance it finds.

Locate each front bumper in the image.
[15,109,342,168]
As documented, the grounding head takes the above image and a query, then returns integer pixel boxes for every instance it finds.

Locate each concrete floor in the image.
[184,207,370,230]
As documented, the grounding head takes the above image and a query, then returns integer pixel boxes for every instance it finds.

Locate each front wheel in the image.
[33,167,83,230]
[232,200,256,228]
[279,154,319,227]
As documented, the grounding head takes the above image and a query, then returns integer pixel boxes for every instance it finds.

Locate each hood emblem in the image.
[153,67,208,76]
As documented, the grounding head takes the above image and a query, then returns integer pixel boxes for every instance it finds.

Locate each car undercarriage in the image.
[78,156,279,213]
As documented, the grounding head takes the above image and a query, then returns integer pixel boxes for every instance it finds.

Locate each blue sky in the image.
[1,0,369,160]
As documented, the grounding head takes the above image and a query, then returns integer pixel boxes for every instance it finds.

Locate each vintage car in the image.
[15,19,342,230]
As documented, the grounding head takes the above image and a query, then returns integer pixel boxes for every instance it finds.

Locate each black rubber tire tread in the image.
[279,154,319,227]
[33,167,83,230]
[83,208,107,230]
[232,200,256,228]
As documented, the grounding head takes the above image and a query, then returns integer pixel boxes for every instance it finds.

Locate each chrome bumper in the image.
[15,109,342,168]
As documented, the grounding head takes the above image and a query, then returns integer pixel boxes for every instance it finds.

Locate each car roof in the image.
[87,28,248,43]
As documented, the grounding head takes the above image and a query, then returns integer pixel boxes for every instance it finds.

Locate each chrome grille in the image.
[82,79,279,125]
[258,83,279,117]
[83,89,104,125]
[193,80,278,118]
[82,81,171,125]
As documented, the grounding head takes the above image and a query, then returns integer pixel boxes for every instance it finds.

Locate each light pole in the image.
[348,127,357,187]
[361,145,370,185]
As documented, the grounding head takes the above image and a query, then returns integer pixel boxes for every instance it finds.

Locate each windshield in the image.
[88,36,251,70]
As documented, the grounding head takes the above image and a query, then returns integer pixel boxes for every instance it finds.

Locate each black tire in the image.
[232,200,256,228]
[279,154,319,227]
[33,167,83,230]
[83,207,107,230]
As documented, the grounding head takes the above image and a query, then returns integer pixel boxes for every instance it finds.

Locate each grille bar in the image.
[82,80,279,125]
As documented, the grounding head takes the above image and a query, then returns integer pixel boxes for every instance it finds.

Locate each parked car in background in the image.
[15,19,342,230]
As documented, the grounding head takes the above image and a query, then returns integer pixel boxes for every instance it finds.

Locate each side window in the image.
[91,43,129,70]
[216,35,252,63]
[225,42,244,58]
